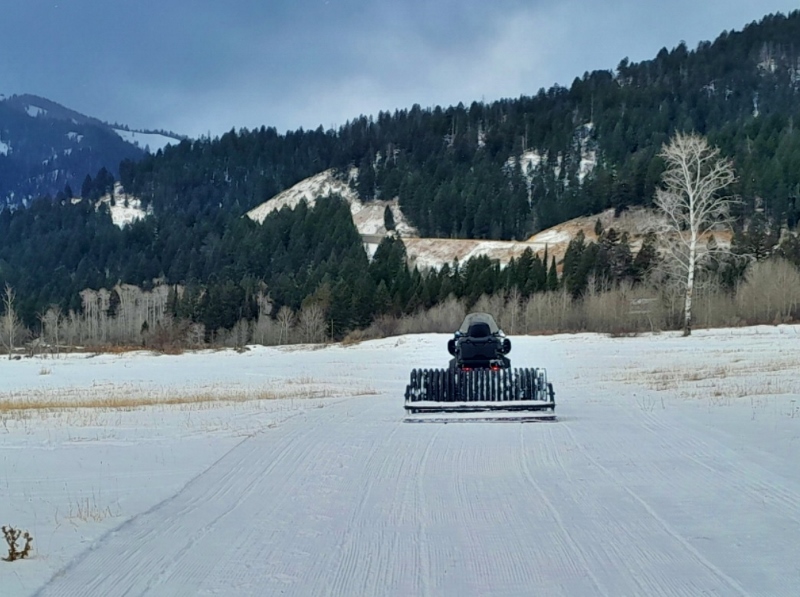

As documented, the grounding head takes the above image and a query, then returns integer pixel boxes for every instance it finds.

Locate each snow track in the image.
[28,331,800,595]
[35,400,799,596]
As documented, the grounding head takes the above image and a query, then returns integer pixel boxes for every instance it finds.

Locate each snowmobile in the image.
[404,312,556,422]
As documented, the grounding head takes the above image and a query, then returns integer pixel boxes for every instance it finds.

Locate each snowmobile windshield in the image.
[458,313,500,335]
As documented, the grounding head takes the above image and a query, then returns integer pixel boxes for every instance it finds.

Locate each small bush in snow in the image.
[2,525,33,562]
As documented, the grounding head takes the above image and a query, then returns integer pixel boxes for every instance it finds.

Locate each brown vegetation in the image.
[2,526,33,562]
[5,257,800,358]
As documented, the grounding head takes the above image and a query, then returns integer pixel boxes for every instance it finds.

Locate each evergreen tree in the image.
[547,257,559,291]
[383,205,396,231]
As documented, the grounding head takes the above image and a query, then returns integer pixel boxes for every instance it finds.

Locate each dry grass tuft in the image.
[613,356,800,402]
[83,345,145,355]
[340,329,367,346]
[0,377,378,418]
[0,390,276,414]
[59,494,119,524]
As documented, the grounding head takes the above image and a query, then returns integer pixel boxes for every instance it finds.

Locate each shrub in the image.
[2,526,33,562]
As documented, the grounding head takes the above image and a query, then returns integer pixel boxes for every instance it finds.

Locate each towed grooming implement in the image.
[404,313,556,423]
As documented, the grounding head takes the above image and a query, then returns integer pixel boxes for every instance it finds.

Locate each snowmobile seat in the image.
[467,322,492,338]
[459,327,500,364]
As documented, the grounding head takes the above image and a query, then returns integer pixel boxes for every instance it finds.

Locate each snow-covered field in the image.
[2,327,800,595]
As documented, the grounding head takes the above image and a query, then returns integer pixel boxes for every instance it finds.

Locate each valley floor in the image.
[2,327,800,596]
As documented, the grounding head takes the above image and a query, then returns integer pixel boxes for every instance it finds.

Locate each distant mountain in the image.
[0,93,182,208]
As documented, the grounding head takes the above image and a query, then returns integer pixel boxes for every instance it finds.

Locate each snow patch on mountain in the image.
[26,104,46,118]
[68,183,149,228]
[402,207,692,271]
[404,228,573,271]
[505,150,544,179]
[113,129,179,153]
[102,183,150,227]
[507,123,596,186]
[577,122,597,183]
[579,149,597,183]
[519,150,544,173]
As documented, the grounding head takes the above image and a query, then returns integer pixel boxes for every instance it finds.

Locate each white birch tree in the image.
[654,132,737,336]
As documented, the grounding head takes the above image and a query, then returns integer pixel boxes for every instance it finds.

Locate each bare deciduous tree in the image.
[298,303,326,344]
[276,306,295,345]
[223,319,251,349]
[40,305,63,357]
[506,287,522,335]
[187,323,206,348]
[1,284,22,359]
[654,132,737,336]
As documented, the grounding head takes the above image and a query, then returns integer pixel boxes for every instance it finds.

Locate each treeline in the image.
[4,186,800,350]
[7,254,800,356]
[0,188,654,336]
[1,179,799,340]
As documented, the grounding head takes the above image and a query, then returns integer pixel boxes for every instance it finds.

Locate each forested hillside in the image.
[120,11,800,236]
[0,94,181,209]
[1,10,800,343]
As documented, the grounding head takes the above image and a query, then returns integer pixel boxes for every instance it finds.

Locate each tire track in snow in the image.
[529,423,738,596]
[168,398,424,596]
[622,407,800,594]
[143,414,330,595]
[534,425,661,595]
[33,385,793,596]
[34,407,336,597]
[422,424,591,596]
[165,398,401,596]
[321,421,404,597]
[636,409,800,527]
[561,422,754,597]
[517,425,611,597]
[411,424,442,597]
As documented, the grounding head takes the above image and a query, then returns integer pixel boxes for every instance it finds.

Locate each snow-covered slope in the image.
[407,206,730,270]
[246,170,672,270]
[246,168,416,237]
[5,326,800,596]
[245,169,581,267]
[405,229,575,271]
[113,129,180,153]
[405,208,649,270]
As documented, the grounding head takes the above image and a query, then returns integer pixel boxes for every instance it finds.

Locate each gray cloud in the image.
[1,0,797,137]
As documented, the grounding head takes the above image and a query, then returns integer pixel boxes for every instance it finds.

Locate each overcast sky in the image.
[1,1,797,138]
